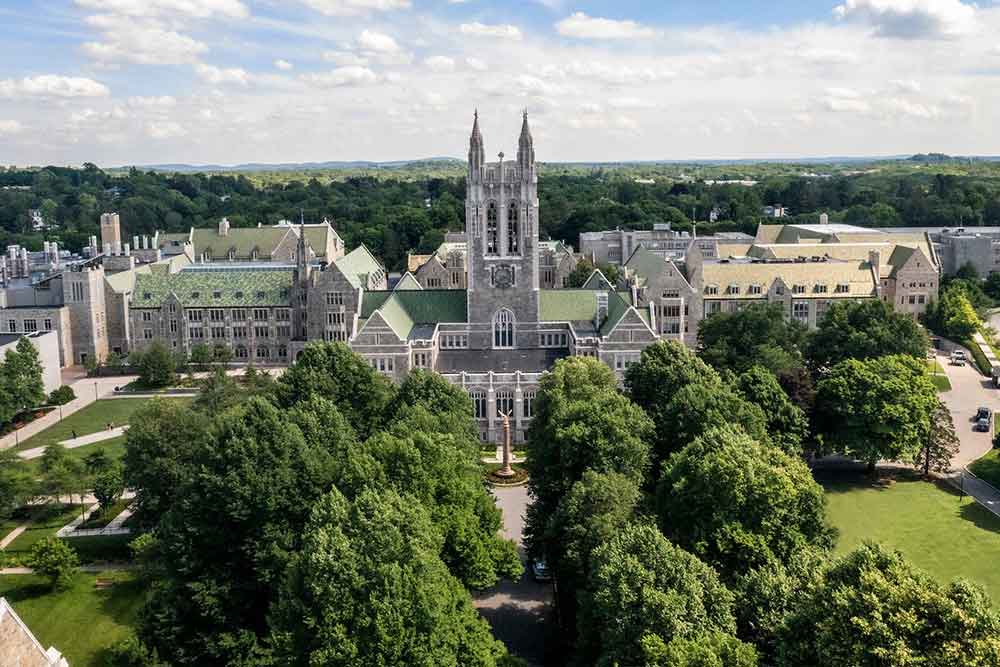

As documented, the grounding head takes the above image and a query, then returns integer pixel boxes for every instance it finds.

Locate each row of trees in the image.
[524,293,982,665]
[114,343,524,665]
[8,163,1000,271]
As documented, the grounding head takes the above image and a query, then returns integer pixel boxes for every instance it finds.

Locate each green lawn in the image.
[78,497,133,530]
[820,470,1000,602]
[13,398,189,453]
[970,449,1000,490]
[17,435,127,476]
[3,504,86,556]
[926,360,952,391]
[0,571,145,667]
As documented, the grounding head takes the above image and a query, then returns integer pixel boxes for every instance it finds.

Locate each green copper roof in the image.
[366,289,467,339]
[361,290,392,318]
[599,291,631,336]
[539,289,601,321]
[394,273,423,291]
[133,267,293,308]
[581,269,613,290]
[335,245,384,288]
[190,227,290,260]
[624,245,669,281]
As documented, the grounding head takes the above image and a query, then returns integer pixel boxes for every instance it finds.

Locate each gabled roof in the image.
[407,253,433,273]
[334,245,384,288]
[539,289,636,338]
[133,267,294,307]
[0,597,68,666]
[105,263,151,293]
[394,272,423,291]
[362,289,468,340]
[581,269,613,290]
[701,259,876,299]
[624,245,670,284]
[190,227,289,259]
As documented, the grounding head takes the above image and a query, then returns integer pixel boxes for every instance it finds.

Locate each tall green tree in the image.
[135,341,177,388]
[736,366,809,454]
[4,337,46,414]
[277,342,395,438]
[805,299,929,370]
[777,543,1000,667]
[815,355,938,472]
[578,523,740,667]
[914,398,960,476]
[270,487,506,667]
[698,303,807,375]
[27,536,79,590]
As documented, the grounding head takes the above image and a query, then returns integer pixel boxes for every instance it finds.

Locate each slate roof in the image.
[191,227,290,259]
[701,259,876,299]
[364,289,468,339]
[539,289,635,336]
[624,245,670,284]
[335,245,384,288]
[132,266,294,308]
[394,273,423,291]
[581,269,613,290]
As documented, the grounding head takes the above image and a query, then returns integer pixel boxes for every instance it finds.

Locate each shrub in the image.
[48,385,76,406]
[27,536,79,590]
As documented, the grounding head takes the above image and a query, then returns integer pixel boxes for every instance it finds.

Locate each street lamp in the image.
[94,381,98,401]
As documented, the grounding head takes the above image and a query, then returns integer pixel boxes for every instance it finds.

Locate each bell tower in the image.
[465,111,540,339]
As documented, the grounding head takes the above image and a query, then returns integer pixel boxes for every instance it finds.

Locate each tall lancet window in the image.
[493,308,515,348]
[486,202,498,255]
[507,202,520,255]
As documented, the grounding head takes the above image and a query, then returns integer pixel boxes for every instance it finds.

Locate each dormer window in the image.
[793,285,806,294]
[835,283,850,294]
[213,291,222,299]
[256,290,266,299]
[235,291,244,299]
[191,291,200,299]
[727,284,740,295]
[705,285,719,296]
[748,284,762,295]
[143,292,151,300]
[814,284,828,294]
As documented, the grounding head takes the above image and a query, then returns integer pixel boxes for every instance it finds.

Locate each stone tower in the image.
[465,111,540,345]
[100,213,121,250]
[292,214,311,340]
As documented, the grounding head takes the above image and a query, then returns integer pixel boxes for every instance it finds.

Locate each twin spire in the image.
[468,110,533,172]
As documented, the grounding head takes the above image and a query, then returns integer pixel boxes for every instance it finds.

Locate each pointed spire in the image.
[517,109,534,168]
[468,109,485,175]
[297,209,308,270]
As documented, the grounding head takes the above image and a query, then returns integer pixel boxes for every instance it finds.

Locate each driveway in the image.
[935,349,998,468]
[473,484,555,666]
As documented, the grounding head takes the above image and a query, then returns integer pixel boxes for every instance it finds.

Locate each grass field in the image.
[927,360,952,392]
[0,571,145,667]
[17,435,127,476]
[820,470,1000,602]
[78,497,133,530]
[13,398,188,453]
[970,449,1000,490]
[3,504,85,556]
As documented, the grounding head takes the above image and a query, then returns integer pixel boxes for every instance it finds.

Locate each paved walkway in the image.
[0,564,135,575]
[0,373,137,451]
[0,526,27,549]
[17,426,129,461]
[56,491,135,538]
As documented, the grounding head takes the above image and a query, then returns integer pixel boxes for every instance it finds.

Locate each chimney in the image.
[595,292,609,330]
[219,217,230,237]
[868,249,881,269]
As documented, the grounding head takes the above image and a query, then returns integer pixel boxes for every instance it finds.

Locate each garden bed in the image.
[0,407,55,438]
[77,498,133,531]
[483,463,528,485]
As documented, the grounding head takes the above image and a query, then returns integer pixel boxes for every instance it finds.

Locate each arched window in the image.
[486,201,498,255]
[507,202,520,254]
[493,308,514,348]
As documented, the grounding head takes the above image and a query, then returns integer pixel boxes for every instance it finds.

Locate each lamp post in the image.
[93,381,98,401]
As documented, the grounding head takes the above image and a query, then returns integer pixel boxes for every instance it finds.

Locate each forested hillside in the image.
[4,160,1000,271]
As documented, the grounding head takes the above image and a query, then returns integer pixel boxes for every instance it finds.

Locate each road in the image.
[473,484,555,667]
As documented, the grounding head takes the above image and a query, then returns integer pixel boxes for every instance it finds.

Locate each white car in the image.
[951,351,967,366]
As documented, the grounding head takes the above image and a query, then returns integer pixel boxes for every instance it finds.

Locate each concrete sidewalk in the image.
[17,426,129,461]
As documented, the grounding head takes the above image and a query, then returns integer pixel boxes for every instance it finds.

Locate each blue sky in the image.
[0,0,997,165]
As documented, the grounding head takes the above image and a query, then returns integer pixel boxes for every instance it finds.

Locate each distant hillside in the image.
[129,157,464,173]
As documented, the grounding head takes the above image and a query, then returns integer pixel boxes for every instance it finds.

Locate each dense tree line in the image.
[115,343,522,666]
[6,162,1000,270]
[524,296,986,666]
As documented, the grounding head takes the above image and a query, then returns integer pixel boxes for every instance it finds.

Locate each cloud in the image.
[0,75,110,99]
[82,15,208,64]
[297,0,410,16]
[459,22,522,40]
[274,59,293,71]
[541,61,672,86]
[127,95,177,108]
[324,51,369,66]
[833,0,976,40]
[0,120,22,135]
[820,87,872,113]
[466,57,487,71]
[74,0,249,19]
[357,29,402,53]
[424,56,455,72]
[555,12,657,40]
[195,64,250,85]
[301,66,378,87]
[349,29,412,64]
[890,78,922,93]
[146,120,187,139]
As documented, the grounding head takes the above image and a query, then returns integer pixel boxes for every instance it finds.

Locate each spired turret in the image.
[517,110,534,175]
[468,110,485,179]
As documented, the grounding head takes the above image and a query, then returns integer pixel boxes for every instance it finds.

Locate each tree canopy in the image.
[805,299,929,370]
[698,303,807,376]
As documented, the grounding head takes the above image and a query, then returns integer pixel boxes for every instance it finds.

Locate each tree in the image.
[277,342,395,438]
[270,487,507,667]
[578,523,738,667]
[28,536,79,590]
[805,299,929,370]
[698,303,806,375]
[925,285,981,340]
[777,543,1000,667]
[915,399,960,476]
[641,632,758,667]
[736,366,809,454]
[566,257,597,288]
[386,368,475,425]
[0,448,34,517]
[48,385,75,406]
[83,447,112,474]
[525,358,652,558]
[4,337,45,414]
[136,341,176,388]
[814,355,939,472]
[189,343,213,371]
[657,425,834,577]
[192,367,243,413]
[93,464,124,513]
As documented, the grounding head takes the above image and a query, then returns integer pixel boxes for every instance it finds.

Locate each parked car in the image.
[976,418,991,432]
[531,558,551,583]
[976,407,992,423]
[951,350,967,366]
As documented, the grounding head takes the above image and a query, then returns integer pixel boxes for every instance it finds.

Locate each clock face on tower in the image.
[494,265,514,289]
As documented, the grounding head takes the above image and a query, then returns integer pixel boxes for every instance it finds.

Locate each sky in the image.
[0,0,998,166]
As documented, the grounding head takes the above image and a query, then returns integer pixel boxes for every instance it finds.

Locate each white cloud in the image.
[883,97,940,119]
[127,95,177,108]
[324,51,369,66]
[567,114,638,130]
[195,64,250,85]
[350,29,412,64]
[0,75,110,99]
[297,0,410,16]
[357,29,402,53]
[0,120,22,135]
[424,55,455,72]
[833,0,976,40]
[82,15,208,64]
[301,66,378,87]
[820,87,872,113]
[890,78,922,93]
[274,59,294,71]
[459,22,522,40]
[466,57,487,71]
[74,0,249,19]
[555,12,657,40]
[541,61,672,86]
[146,120,187,139]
